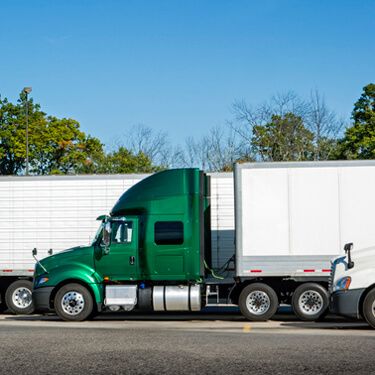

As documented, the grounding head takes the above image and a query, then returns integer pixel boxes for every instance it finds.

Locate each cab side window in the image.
[111,221,133,243]
[154,221,183,245]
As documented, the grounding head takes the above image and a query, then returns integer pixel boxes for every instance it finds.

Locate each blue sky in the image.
[0,1,374,147]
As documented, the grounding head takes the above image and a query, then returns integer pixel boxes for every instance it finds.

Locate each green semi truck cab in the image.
[33,168,213,320]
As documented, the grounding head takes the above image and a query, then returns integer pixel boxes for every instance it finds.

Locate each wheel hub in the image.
[246,291,270,315]
[61,291,85,316]
[12,287,32,308]
[298,290,323,315]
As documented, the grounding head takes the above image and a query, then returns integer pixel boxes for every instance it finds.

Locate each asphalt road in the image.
[0,311,374,375]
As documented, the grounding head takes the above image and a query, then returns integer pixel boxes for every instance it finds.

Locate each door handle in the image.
[129,256,135,265]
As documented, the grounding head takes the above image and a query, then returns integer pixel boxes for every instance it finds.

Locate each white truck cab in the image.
[330,243,375,328]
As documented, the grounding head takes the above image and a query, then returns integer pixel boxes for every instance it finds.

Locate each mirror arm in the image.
[32,248,49,274]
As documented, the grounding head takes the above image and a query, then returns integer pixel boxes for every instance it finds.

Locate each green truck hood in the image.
[35,245,95,278]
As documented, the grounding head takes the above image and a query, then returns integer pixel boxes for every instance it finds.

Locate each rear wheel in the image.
[292,283,329,321]
[54,283,94,321]
[5,280,34,315]
[362,289,375,329]
[239,283,278,321]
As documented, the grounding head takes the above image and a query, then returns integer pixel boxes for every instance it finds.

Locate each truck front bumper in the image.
[32,287,54,312]
[330,288,364,319]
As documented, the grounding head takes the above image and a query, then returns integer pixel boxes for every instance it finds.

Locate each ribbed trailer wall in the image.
[210,173,235,269]
[0,173,234,275]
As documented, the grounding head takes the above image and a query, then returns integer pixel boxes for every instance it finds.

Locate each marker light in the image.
[336,276,351,291]
[36,277,49,287]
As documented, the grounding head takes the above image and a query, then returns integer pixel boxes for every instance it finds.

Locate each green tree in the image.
[0,92,105,175]
[0,94,44,174]
[98,146,161,174]
[232,91,342,163]
[251,113,314,161]
[316,137,340,161]
[338,84,375,159]
[32,117,105,175]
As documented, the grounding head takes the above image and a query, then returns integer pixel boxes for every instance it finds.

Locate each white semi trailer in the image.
[232,161,375,320]
[0,173,234,314]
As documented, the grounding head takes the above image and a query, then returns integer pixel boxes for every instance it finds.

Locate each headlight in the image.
[335,276,351,291]
[35,276,49,287]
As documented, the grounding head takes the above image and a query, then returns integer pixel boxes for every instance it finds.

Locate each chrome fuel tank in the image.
[153,285,201,311]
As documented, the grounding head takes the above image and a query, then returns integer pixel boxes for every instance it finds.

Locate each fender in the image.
[38,262,104,303]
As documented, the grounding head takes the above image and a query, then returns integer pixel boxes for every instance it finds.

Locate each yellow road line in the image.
[243,324,252,333]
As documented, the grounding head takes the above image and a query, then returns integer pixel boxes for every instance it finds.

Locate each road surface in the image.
[0,311,373,374]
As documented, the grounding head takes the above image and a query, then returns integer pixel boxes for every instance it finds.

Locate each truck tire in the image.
[54,283,94,321]
[239,283,278,321]
[292,283,329,321]
[5,280,34,315]
[363,288,375,329]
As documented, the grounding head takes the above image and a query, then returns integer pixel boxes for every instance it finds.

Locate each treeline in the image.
[0,84,374,175]
[0,93,160,175]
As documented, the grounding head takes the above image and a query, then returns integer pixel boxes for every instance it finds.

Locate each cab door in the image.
[95,217,139,281]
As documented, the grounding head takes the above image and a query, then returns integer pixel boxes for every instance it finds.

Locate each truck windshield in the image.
[92,222,104,245]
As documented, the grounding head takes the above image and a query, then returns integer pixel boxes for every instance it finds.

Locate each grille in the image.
[328,261,335,292]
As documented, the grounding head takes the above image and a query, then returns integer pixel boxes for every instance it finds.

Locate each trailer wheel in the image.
[292,283,329,321]
[239,283,278,321]
[54,283,94,321]
[362,288,375,329]
[5,280,34,315]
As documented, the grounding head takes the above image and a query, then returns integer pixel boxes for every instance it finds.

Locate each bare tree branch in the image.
[306,90,345,160]
[115,124,181,168]
[180,124,249,171]
[231,90,344,161]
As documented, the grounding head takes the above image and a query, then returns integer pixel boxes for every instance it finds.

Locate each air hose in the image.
[204,260,224,280]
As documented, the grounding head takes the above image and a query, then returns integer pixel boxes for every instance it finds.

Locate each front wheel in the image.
[363,289,375,329]
[54,283,94,321]
[239,283,278,321]
[5,280,34,314]
[292,283,329,321]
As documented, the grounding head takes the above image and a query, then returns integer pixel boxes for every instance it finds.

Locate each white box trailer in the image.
[232,161,375,320]
[0,173,234,314]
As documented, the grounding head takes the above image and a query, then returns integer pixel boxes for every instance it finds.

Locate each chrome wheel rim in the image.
[372,300,375,317]
[246,291,270,315]
[12,287,32,309]
[298,290,323,315]
[61,291,85,316]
